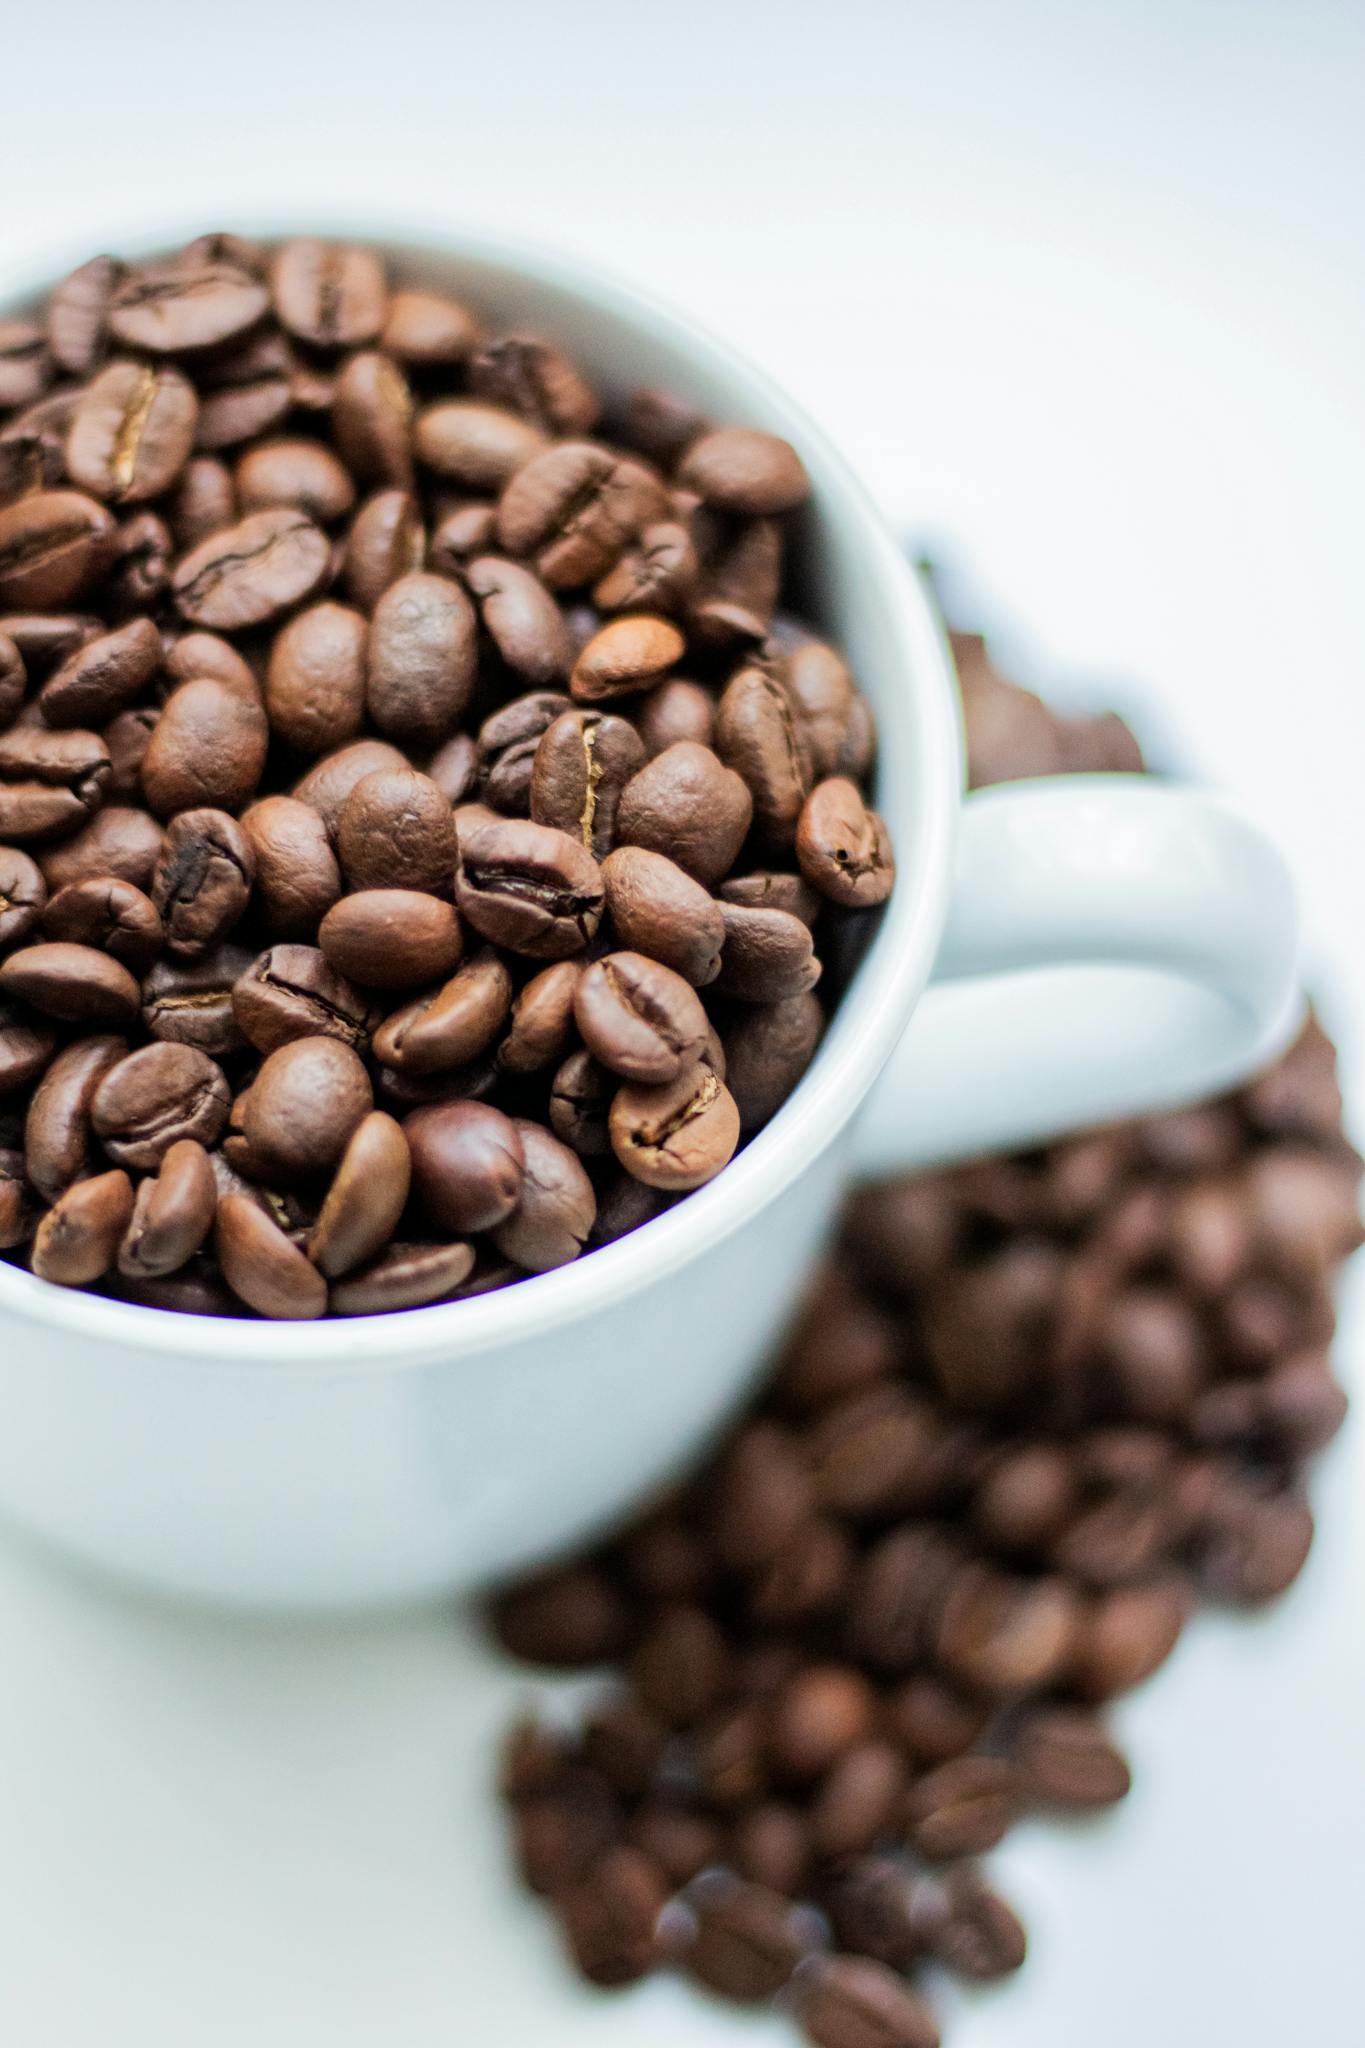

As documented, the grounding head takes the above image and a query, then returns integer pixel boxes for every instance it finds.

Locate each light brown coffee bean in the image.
[615,741,753,885]
[416,401,548,491]
[609,1061,741,1191]
[319,889,463,990]
[600,845,723,986]
[215,1192,328,1319]
[31,1167,134,1286]
[140,677,268,818]
[66,361,198,505]
[329,1237,475,1315]
[372,949,512,1075]
[243,1035,373,1182]
[239,796,342,937]
[270,239,387,350]
[107,263,268,356]
[571,615,684,703]
[307,1110,411,1278]
[574,951,707,1084]
[796,777,895,907]
[265,602,368,756]
[118,1137,217,1278]
[382,290,481,367]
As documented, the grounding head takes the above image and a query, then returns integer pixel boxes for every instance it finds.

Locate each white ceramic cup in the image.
[0,224,1301,1611]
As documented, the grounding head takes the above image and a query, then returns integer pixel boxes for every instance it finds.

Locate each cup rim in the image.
[0,214,962,1366]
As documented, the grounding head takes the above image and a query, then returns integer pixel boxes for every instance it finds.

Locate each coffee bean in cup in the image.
[0,232,896,1317]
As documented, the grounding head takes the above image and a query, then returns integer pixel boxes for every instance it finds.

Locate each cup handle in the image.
[855,773,1303,1176]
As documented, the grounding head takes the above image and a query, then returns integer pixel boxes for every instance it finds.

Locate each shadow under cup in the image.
[0,226,959,1609]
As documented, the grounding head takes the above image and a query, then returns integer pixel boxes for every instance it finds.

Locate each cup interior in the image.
[0,221,960,1361]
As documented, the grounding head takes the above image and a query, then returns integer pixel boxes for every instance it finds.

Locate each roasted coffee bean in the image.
[490,1119,596,1271]
[679,1876,812,2002]
[465,555,572,683]
[428,503,497,570]
[549,1050,615,1156]
[425,731,478,806]
[173,507,329,630]
[679,427,809,517]
[690,514,783,647]
[42,876,162,973]
[242,1036,372,1182]
[231,943,375,1055]
[0,610,97,668]
[845,1526,964,1672]
[415,400,547,491]
[973,1443,1079,1554]
[329,1237,475,1315]
[291,737,408,836]
[571,614,684,703]
[784,640,854,779]
[332,351,414,489]
[151,808,253,958]
[366,570,477,747]
[25,1034,126,1199]
[721,868,822,924]
[1196,1483,1315,1603]
[107,263,268,356]
[140,676,267,817]
[934,1564,1080,1696]
[796,778,895,907]
[469,334,600,437]
[1071,1581,1190,1701]
[46,256,124,378]
[0,941,139,1027]
[117,1137,217,1278]
[164,630,257,701]
[0,489,118,611]
[0,723,111,842]
[716,901,821,1002]
[767,1666,877,1781]
[236,438,355,524]
[191,329,295,450]
[594,520,699,617]
[319,889,462,990]
[904,1755,1021,1861]
[636,677,715,756]
[372,949,512,1075]
[335,767,456,896]
[527,710,646,862]
[405,1099,525,1234]
[497,440,668,589]
[0,1145,37,1246]
[553,1845,666,1989]
[616,741,753,885]
[265,602,367,756]
[728,1802,811,1896]
[497,959,582,1073]
[0,845,46,948]
[795,1957,941,2048]
[30,1167,134,1287]
[932,1869,1027,1982]
[0,632,25,724]
[344,487,426,609]
[816,1859,942,1972]
[455,815,603,958]
[599,844,723,986]
[622,384,708,465]
[90,1041,230,1169]
[0,1003,56,1096]
[139,943,250,1056]
[382,289,480,367]
[494,1565,633,1668]
[1010,1706,1132,1810]
[270,239,387,351]
[307,1110,411,1278]
[169,456,237,547]
[66,361,198,505]
[40,616,161,728]
[610,1060,741,1190]
[477,692,573,815]
[716,664,812,845]
[238,796,341,937]
[722,990,824,1130]
[215,1191,327,1319]
[574,950,707,1084]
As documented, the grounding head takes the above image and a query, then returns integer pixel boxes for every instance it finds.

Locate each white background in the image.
[1,4,1363,2043]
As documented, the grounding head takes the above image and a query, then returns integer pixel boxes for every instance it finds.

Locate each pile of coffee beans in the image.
[0,234,894,1318]
[490,631,1361,2046]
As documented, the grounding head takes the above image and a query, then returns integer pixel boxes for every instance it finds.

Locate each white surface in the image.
[1,4,1363,2044]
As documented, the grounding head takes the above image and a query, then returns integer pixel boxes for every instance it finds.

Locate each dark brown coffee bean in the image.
[168,456,237,548]
[636,677,715,756]
[65,361,198,505]
[0,725,109,841]
[716,664,813,845]
[332,766,456,897]
[616,741,753,885]
[905,1755,1021,1860]
[291,738,408,836]
[230,944,372,1056]
[716,901,821,1002]
[140,677,268,818]
[236,797,341,938]
[679,427,809,516]
[795,1957,941,2048]
[42,876,162,973]
[679,1876,811,2002]
[25,1034,126,1198]
[797,778,895,907]
[808,1388,954,1519]
[415,401,547,491]
[90,1041,230,1168]
[1197,1483,1315,1603]
[688,511,783,647]
[609,1061,741,1191]
[140,944,251,1056]
[932,1869,1026,1982]
[1071,1580,1190,1701]
[882,1677,989,1768]
[720,868,822,924]
[571,614,684,703]
[464,555,572,683]
[768,1665,877,1780]
[0,1144,37,1246]
[525,710,645,863]
[428,503,497,571]
[818,1859,946,1970]
[178,504,321,631]
[455,815,603,958]
[1261,1353,1349,1458]
[319,889,462,990]
[512,1766,624,1895]
[366,570,477,747]
[101,707,159,802]
[491,1123,591,1269]
[0,941,138,1026]
[164,630,258,701]
[553,1846,666,1989]
[844,1527,964,1673]
[593,520,699,617]
[382,289,480,366]
[265,602,367,756]
[574,950,707,1084]
[622,1806,720,1888]
[40,617,161,729]
[0,611,98,668]
[373,949,512,1075]
[191,332,295,452]
[151,809,253,959]
[493,1564,632,1667]
[47,256,125,378]
[972,1443,1078,1554]
[1010,1706,1132,1809]
[329,1237,475,1315]
[497,440,668,589]
[31,1167,134,1287]
[215,1191,327,1319]
[107,263,268,356]
[546,1049,612,1156]
[837,693,878,779]
[722,990,824,1130]
[598,845,722,986]
[242,1036,373,1184]
[0,1002,56,1096]
[405,1099,525,1234]
[808,1740,908,1864]
[784,640,854,779]
[477,692,573,815]
[727,1802,811,1895]
[469,334,600,436]
[497,959,582,1074]
[425,731,478,808]
[934,1563,1080,1696]
[622,384,707,465]
[344,488,426,609]
[306,1110,410,1278]
[116,1137,217,1278]
[235,437,355,524]
[270,240,387,351]
[0,632,25,725]
[0,845,46,948]
[0,490,118,610]
[329,350,413,490]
